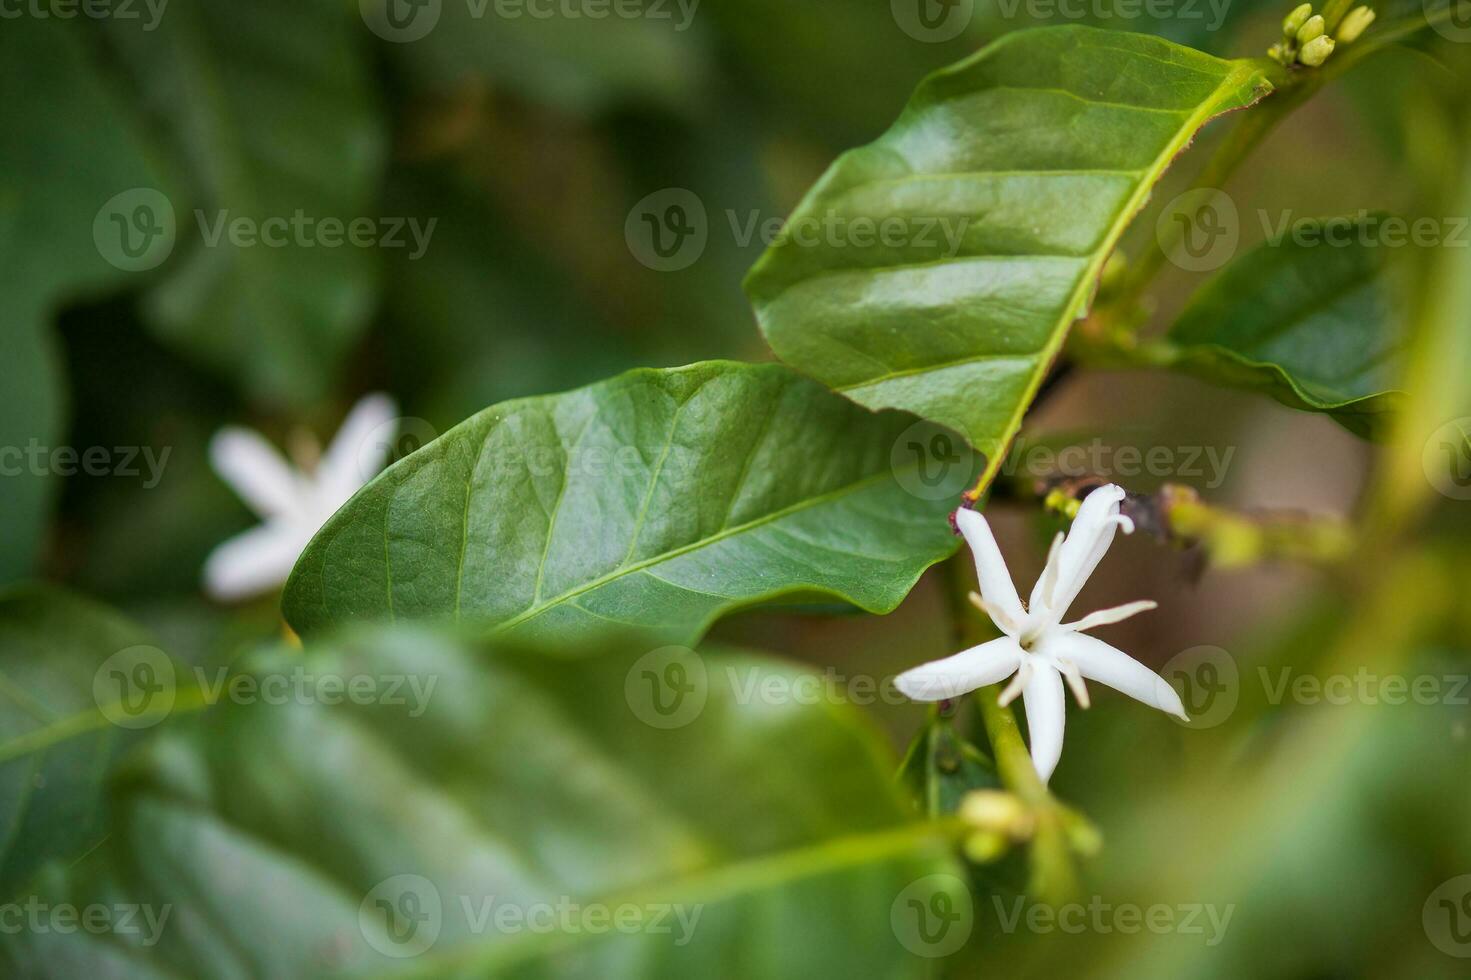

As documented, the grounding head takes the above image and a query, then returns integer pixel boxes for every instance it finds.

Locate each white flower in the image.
[895,484,1187,785]
[203,393,398,601]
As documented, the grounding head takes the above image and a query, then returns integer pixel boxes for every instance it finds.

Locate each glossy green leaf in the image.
[110,0,386,407]
[1165,215,1406,437]
[744,26,1272,488]
[0,629,966,977]
[0,587,181,899]
[0,20,173,583]
[285,361,970,643]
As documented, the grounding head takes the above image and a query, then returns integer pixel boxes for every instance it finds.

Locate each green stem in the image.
[1099,61,1311,328]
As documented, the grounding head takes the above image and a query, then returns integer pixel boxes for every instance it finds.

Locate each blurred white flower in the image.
[203,393,397,601]
[896,484,1187,785]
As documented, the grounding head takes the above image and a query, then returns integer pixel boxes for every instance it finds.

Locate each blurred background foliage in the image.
[2,0,1470,976]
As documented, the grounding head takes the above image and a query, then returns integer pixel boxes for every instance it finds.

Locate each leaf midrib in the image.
[385,820,952,979]
[486,466,903,633]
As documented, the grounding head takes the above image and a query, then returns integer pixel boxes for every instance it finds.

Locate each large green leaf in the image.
[744,26,1272,489]
[0,19,173,583]
[109,0,386,407]
[0,587,182,899]
[1164,214,1407,437]
[0,629,965,977]
[285,362,970,643]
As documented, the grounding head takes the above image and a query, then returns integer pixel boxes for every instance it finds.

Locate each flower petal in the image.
[1063,600,1157,632]
[1039,484,1132,623]
[202,522,308,601]
[1022,664,1066,785]
[1044,630,1188,721]
[954,508,1026,634]
[894,636,1023,703]
[321,393,399,506]
[210,427,302,518]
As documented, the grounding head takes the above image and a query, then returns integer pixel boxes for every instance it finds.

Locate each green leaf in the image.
[110,0,386,407]
[744,26,1272,490]
[899,716,1000,819]
[0,19,173,583]
[1164,214,1406,437]
[285,361,971,643]
[0,629,966,977]
[0,587,182,899]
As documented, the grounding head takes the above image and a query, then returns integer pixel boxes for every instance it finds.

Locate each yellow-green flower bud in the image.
[1299,33,1336,65]
[1335,5,1375,42]
[963,830,1009,864]
[959,790,1033,839]
[1319,0,1351,31]
[1282,3,1313,35]
[1296,13,1326,42]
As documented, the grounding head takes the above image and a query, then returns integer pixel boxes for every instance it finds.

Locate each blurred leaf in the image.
[0,586,178,899]
[744,26,1272,487]
[380,166,636,425]
[0,628,965,977]
[286,361,970,644]
[1164,214,1407,438]
[386,0,708,115]
[110,0,386,407]
[0,20,173,583]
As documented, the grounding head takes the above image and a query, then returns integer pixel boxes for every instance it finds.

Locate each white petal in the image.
[1041,484,1132,624]
[1063,600,1157,632]
[1044,631,1188,721]
[320,393,399,506]
[210,428,302,518]
[894,637,1023,703]
[202,522,308,601]
[1028,531,1065,615]
[1022,664,1066,785]
[954,508,1026,634]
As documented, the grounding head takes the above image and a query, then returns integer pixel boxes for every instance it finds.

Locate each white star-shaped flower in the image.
[896,483,1187,784]
[203,394,398,601]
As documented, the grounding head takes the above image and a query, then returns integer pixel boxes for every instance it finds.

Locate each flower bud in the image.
[959,790,1034,840]
[963,830,1009,864]
[1296,13,1326,42]
[1319,0,1351,31]
[1282,3,1313,35]
[1335,5,1375,42]
[1299,34,1336,66]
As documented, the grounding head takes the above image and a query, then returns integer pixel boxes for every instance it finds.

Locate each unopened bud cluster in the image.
[1268,0,1374,68]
